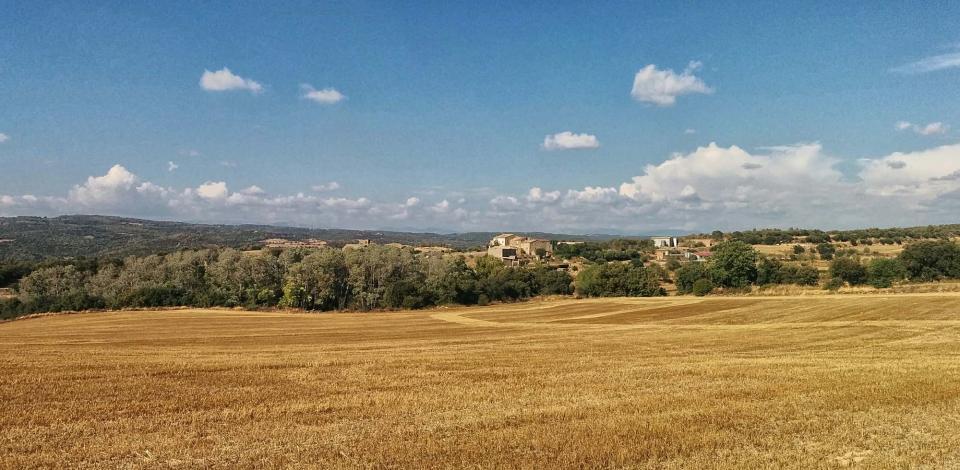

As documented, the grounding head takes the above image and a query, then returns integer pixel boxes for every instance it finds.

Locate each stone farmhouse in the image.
[487,233,554,264]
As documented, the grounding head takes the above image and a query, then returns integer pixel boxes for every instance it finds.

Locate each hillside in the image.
[0,215,626,261]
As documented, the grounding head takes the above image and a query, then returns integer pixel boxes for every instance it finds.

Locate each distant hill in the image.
[0,215,639,261]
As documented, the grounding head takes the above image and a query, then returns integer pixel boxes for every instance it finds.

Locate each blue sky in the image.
[2,1,960,232]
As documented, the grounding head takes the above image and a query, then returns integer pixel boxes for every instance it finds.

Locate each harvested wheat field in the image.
[3,295,960,468]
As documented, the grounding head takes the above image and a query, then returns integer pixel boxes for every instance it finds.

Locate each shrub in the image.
[829,257,867,286]
[692,278,714,296]
[867,258,906,288]
[576,263,665,297]
[780,264,820,286]
[816,243,835,260]
[756,257,783,285]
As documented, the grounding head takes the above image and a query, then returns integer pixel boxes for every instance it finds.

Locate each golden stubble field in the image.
[3,295,960,468]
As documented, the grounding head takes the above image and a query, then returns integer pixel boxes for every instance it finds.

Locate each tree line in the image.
[1,246,582,319]
[705,224,960,246]
[4,239,960,319]
[675,239,960,295]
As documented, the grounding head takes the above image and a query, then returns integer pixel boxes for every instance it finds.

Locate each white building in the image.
[652,236,678,248]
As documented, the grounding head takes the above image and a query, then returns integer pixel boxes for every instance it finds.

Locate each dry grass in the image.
[3,296,960,468]
[749,280,960,296]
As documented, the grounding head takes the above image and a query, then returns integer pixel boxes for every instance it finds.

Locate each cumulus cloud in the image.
[69,164,141,206]
[631,62,713,106]
[891,51,960,74]
[527,187,560,203]
[200,67,263,93]
[478,142,960,232]
[0,133,9,143]
[312,181,341,192]
[196,181,229,200]
[542,131,600,151]
[859,143,960,198]
[896,121,949,136]
[301,84,346,104]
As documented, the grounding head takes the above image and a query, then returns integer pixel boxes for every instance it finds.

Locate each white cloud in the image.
[891,52,960,74]
[565,186,618,205]
[684,128,697,135]
[0,133,9,143]
[860,143,960,198]
[918,122,949,136]
[180,149,202,157]
[542,131,600,151]
[301,84,346,104]
[167,161,179,172]
[311,181,341,192]
[240,185,265,195]
[430,199,451,213]
[631,62,713,106]
[196,181,229,200]
[69,164,140,206]
[527,187,560,203]
[896,120,949,136]
[8,142,960,232]
[200,67,263,93]
[478,142,960,232]
[0,165,442,228]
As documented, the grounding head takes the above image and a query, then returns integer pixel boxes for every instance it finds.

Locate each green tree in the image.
[424,256,478,305]
[576,263,664,297]
[708,241,758,288]
[531,266,573,295]
[280,248,349,310]
[898,240,960,281]
[675,262,710,294]
[756,257,783,285]
[829,257,867,286]
[867,258,906,288]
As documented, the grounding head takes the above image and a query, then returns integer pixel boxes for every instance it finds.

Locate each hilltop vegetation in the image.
[0,215,615,261]
[703,224,960,246]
